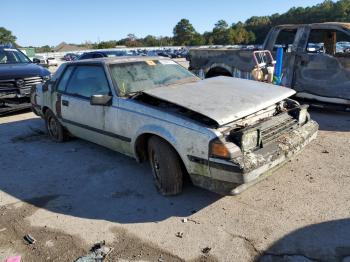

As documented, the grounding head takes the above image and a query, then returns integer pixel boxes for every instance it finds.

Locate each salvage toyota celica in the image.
[31,57,319,196]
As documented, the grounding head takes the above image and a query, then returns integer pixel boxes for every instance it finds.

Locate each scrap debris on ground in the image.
[74,241,113,262]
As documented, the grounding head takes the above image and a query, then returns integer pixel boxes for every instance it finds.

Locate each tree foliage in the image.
[246,0,350,43]
[190,0,350,46]
[8,0,350,49]
[212,20,230,44]
[110,34,173,48]
[0,27,17,45]
[94,40,118,49]
[35,45,52,52]
[173,19,200,45]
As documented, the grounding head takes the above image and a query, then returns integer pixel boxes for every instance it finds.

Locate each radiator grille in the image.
[23,76,43,87]
[0,76,43,89]
[0,79,16,89]
[260,114,298,145]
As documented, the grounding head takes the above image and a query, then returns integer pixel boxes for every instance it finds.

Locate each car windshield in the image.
[0,48,31,64]
[109,60,199,96]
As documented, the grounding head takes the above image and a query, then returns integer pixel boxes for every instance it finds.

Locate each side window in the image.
[307,29,350,56]
[335,31,350,56]
[274,29,298,53]
[57,66,74,92]
[65,65,110,98]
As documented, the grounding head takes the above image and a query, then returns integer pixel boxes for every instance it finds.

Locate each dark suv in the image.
[0,45,50,113]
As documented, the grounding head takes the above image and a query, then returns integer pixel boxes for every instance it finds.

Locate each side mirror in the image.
[90,94,112,106]
[33,58,40,64]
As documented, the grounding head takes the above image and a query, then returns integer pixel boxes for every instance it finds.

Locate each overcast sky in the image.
[1,0,327,46]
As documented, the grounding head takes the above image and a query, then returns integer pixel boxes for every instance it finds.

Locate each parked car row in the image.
[33,56,58,67]
[77,48,189,60]
[35,48,190,65]
[0,45,188,114]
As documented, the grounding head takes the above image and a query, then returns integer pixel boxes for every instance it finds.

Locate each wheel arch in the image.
[133,129,190,175]
[205,63,233,78]
[42,106,50,115]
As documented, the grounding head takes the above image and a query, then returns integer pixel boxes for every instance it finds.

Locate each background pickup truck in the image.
[189,22,350,111]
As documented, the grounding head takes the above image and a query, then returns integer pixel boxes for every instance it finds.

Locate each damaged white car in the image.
[31,57,318,196]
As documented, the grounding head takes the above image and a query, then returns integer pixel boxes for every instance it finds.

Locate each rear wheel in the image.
[44,110,68,142]
[148,136,184,196]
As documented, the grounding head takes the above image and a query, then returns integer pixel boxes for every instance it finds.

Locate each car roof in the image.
[69,56,171,65]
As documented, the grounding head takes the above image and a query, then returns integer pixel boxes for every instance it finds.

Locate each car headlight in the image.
[43,75,51,81]
[298,105,309,125]
[241,130,259,152]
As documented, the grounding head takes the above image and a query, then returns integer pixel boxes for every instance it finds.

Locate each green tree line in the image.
[245,0,350,43]
[1,0,349,49]
[172,0,350,45]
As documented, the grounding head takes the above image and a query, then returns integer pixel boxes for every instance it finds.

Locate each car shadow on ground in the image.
[257,219,350,261]
[0,117,221,224]
[309,109,350,132]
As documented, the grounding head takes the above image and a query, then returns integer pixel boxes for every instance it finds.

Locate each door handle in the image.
[62,100,69,106]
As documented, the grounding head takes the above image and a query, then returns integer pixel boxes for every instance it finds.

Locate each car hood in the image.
[0,63,50,79]
[143,76,296,126]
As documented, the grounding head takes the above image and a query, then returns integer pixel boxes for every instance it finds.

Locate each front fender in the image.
[132,123,214,178]
[132,124,179,157]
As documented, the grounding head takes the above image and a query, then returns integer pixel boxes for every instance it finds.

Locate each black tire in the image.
[44,110,67,142]
[148,136,184,196]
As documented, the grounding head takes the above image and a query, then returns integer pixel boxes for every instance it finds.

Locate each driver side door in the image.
[57,64,112,142]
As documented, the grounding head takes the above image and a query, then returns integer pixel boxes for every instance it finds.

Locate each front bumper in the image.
[190,120,319,195]
[0,86,33,99]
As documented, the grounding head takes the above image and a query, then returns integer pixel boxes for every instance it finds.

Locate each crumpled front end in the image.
[190,103,319,195]
[232,119,318,194]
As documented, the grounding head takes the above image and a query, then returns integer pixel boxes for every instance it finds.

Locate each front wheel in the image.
[44,110,68,142]
[148,136,184,196]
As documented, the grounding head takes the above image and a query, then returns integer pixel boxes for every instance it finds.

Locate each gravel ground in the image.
[0,109,349,262]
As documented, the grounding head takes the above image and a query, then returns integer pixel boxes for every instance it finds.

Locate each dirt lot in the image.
[0,109,349,262]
